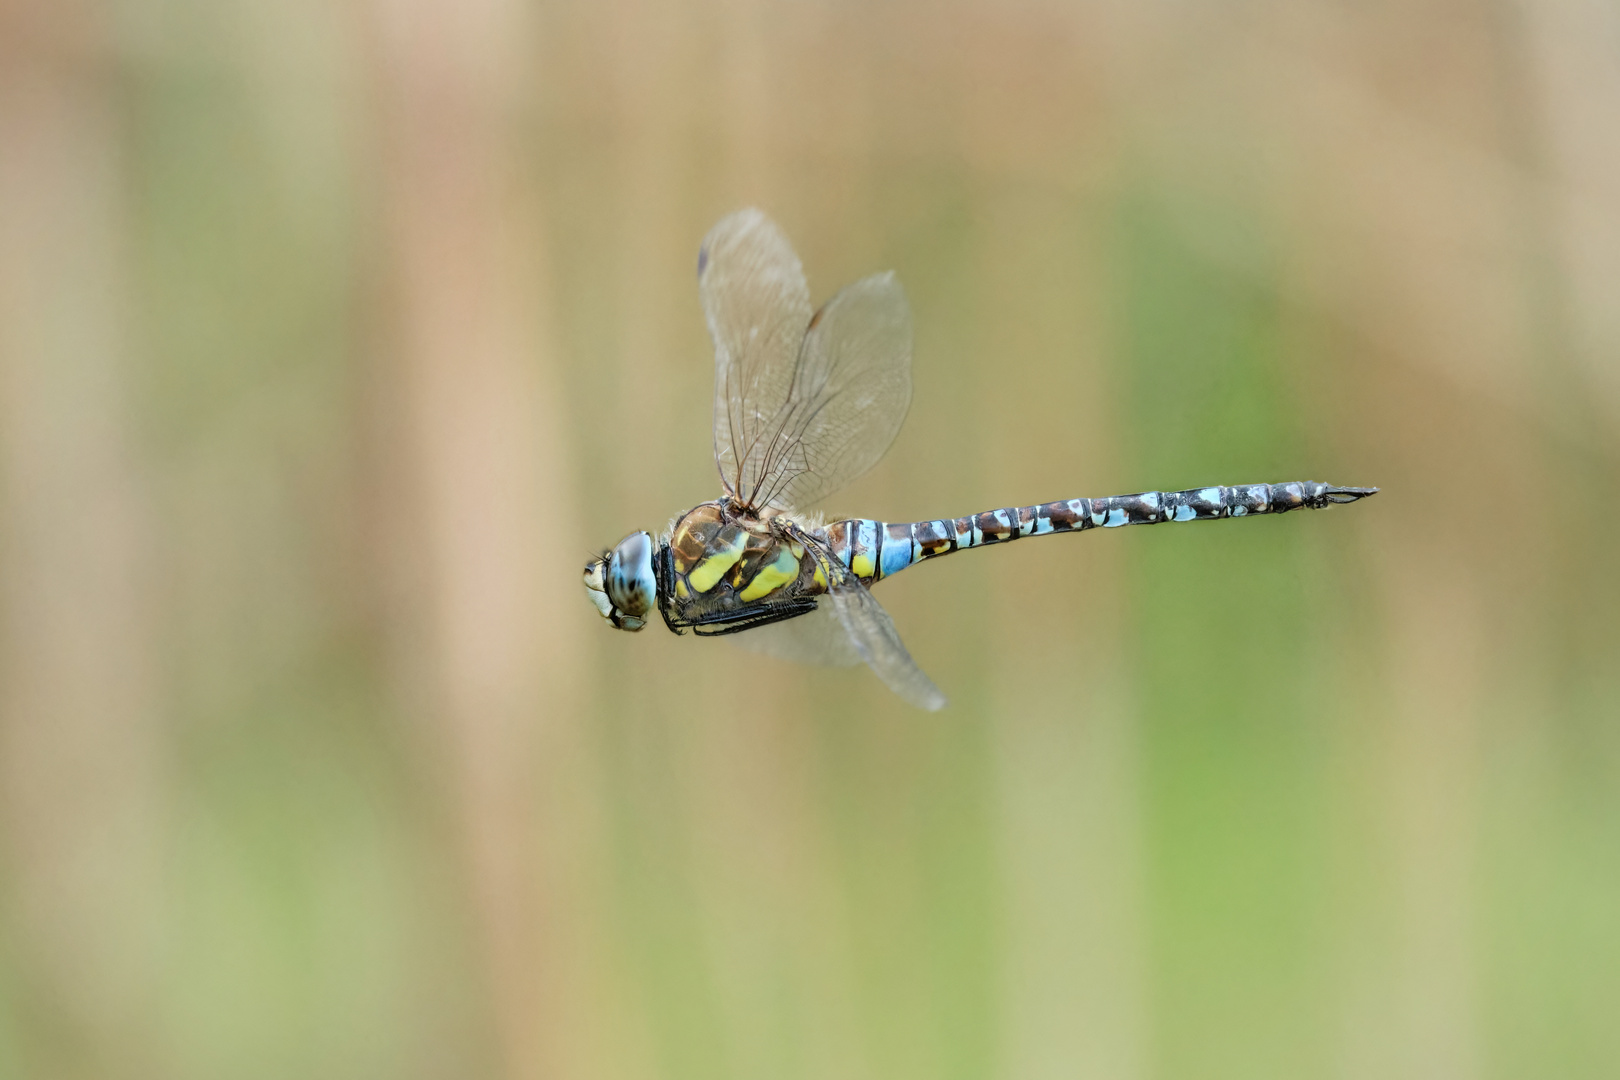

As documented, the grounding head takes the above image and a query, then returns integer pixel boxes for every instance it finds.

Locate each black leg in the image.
[654,544,684,635]
[685,599,818,637]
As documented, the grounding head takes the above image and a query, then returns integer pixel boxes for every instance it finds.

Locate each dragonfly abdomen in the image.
[825,481,1376,585]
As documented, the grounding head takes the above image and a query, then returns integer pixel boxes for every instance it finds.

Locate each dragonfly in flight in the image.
[584,209,1376,709]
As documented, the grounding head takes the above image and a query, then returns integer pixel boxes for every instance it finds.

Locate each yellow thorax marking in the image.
[687,526,748,593]
[739,546,801,602]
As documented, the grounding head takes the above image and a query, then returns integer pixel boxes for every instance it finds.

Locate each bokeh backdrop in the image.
[2,0,1618,1077]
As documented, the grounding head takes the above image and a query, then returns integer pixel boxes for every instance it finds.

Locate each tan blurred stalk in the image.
[366,1,605,1076]
[1520,0,1620,418]
[0,5,164,1075]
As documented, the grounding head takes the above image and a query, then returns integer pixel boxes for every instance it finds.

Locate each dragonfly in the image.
[583,209,1376,710]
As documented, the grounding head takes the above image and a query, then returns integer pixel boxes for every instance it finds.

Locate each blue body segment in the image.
[880,524,914,578]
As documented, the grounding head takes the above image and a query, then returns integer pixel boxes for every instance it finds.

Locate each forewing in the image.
[825,565,947,711]
[755,272,914,511]
[700,209,813,503]
[728,600,863,667]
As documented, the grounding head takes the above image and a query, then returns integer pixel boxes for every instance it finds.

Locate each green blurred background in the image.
[3,0,1618,1077]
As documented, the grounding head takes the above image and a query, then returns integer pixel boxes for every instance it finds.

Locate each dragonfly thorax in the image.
[583,530,657,631]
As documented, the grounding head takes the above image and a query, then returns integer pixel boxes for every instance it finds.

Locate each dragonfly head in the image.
[583,530,656,631]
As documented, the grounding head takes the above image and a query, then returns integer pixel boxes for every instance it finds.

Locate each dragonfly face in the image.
[581,209,1375,709]
[583,530,656,631]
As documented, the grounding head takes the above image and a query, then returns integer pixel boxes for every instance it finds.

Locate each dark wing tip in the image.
[697,245,709,276]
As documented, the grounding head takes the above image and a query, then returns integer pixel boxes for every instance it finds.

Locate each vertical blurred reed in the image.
[365,0,596,1075]
[0,5,164,1077]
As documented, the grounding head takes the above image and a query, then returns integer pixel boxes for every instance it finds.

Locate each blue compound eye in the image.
[605,531,656,621]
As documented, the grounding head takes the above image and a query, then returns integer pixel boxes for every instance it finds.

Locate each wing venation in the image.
[727,599,863,667]
[823,560,946,711]
[700,210,812,503]
[700,210,913,510]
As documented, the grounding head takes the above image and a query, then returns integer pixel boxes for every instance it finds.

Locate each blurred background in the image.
[2,0,1617,1077]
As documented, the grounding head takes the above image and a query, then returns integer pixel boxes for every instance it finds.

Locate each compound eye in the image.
[605,531,656,617]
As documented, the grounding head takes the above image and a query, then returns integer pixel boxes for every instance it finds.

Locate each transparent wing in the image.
[757,272,913,511]
[824,562,947,711]
[700,210,913,510]
[700,209,813,503]
[728,600,863,667]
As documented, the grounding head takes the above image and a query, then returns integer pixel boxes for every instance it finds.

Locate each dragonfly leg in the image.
[686,599,820,637]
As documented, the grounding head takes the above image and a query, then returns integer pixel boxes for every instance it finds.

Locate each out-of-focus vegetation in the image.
[2,1,1617,1077]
